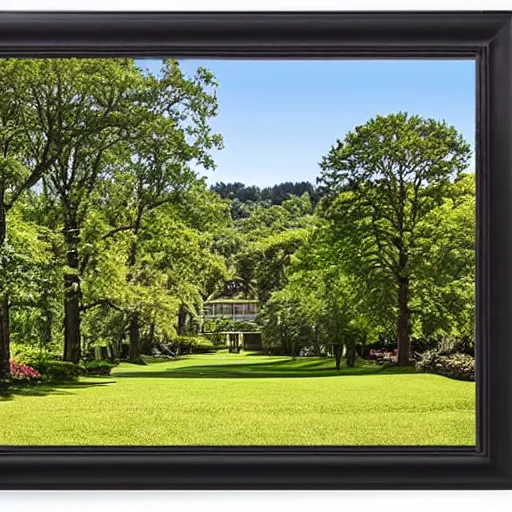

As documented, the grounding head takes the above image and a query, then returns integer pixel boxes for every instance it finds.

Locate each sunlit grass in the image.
[0,352,475,446]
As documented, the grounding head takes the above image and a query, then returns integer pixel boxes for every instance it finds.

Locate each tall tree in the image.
[97,60,222,362]
[39,59,145,363]
[318,113,471,365]
[0,60,65,382]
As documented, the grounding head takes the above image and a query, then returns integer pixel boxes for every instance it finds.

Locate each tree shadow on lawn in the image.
[114,361,416,380]
[0,380,115,401]
[120,357,294,372]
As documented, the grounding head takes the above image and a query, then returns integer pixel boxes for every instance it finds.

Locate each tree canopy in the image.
[318,113,472,364]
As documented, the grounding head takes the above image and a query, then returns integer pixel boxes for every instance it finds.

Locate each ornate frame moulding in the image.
[0,10,511,490]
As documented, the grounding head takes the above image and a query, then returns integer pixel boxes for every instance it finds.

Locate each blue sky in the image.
[138,59,475,188]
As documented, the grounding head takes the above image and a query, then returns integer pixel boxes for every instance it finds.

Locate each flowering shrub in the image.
[436,353,475,381]
[9,360,41,382]
[415,350,475,381]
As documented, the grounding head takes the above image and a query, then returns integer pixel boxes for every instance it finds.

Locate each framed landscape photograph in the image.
[0,11,511,490]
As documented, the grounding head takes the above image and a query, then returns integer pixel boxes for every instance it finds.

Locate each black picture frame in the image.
[0,10,511,490]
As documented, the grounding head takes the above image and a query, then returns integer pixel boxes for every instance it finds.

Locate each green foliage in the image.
[236,193,313,240]
[203,318,259,334]
[0,58,229,372]
[156,335,215,355]
[11,343,80,382]
[2,204,56,311]
[32,360,81,382]
[318,113,473,364]
[82,360,116,376]
[201,318,259,349]
[211,181,321,219]
[255,116,474,366]
[229,194,314,307]
[411,174,475,342]
[6,202,63,352]
[10,344,56,367]
[319,112,471,198]
[78,59,228,360]
[259,222,375,364]
[261,291,315,356]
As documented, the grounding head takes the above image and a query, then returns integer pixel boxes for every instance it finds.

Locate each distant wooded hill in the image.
[210,181,321,219]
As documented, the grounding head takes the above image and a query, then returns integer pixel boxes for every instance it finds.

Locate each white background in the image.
[1,490,512,511]
[0,1,511,510]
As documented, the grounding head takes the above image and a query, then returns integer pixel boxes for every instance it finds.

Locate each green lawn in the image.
[0,352,475,445]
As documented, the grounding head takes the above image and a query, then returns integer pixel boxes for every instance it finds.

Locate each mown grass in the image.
[0,352,475,446]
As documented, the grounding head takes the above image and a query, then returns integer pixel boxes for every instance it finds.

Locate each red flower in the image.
[9,360,41,381]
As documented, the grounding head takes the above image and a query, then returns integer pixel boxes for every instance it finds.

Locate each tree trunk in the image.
[63,277,81,363]
[62,215,82,363]
[128,312,142,363]
[0,297,10,386]
[126,209,143,362]
[397,277,410,365]
[333,343,343,370]
[177,304,187,336]
[346,344,356,368]
[0,202,11,384]
[313,325,320,355]
[139,322,155,355]
[148,321,155,344]
[280,333,286,355]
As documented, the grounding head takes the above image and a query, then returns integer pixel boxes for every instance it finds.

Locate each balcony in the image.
[202,300,259,323]
[203,313,257,322]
